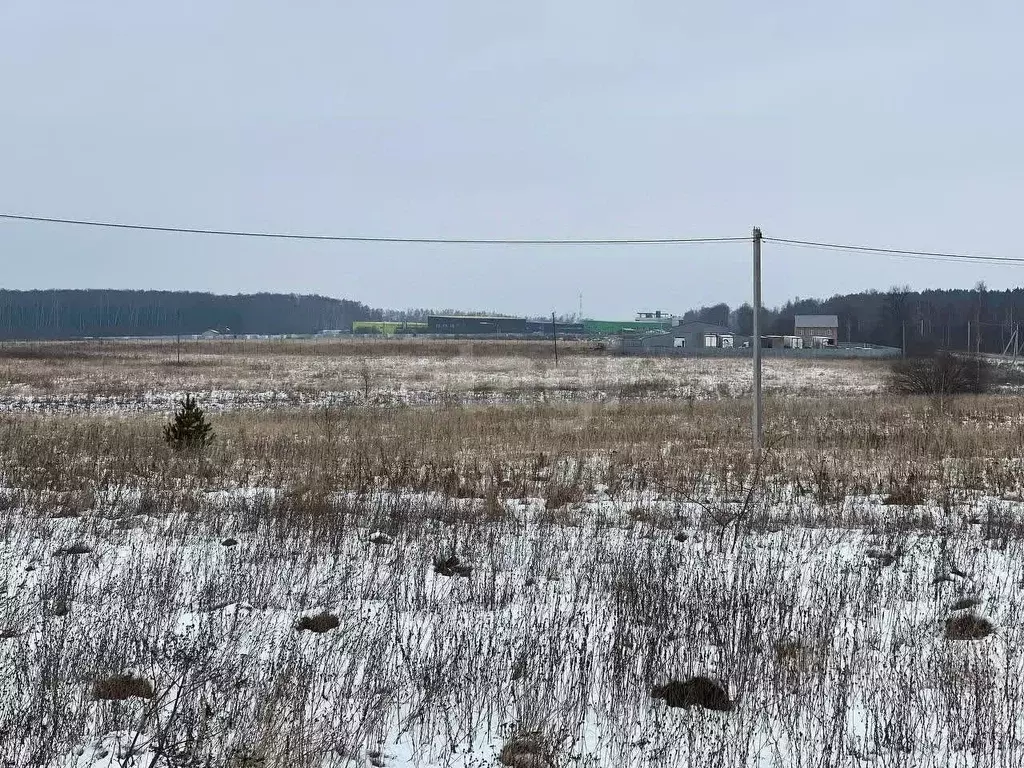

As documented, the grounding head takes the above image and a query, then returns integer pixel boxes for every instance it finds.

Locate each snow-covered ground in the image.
[1,479,1022,767]
[2,340,1020,766]
[0,345,885,414]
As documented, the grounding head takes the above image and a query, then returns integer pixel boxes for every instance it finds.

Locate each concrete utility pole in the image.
[752,227,763,460]
[552,311,558,366]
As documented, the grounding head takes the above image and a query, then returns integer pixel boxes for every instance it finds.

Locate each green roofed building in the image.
[352,321,428,335]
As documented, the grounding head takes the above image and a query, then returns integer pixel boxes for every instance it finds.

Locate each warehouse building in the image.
[621,320,737,353]
[524,320,586,335]
[426,315,585,336]
[427,315,526,334]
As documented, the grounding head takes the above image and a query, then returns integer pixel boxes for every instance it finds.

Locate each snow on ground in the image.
[2,482,1022,767]
[2,341,1018,766]
[0,353,886,414]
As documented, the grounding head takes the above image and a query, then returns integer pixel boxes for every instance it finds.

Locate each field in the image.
[2,338,1023,767]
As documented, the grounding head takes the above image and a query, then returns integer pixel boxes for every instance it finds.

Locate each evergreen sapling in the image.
[163,394,214,451]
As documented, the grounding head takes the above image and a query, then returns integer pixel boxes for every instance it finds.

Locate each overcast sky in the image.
[1,1,1022,318]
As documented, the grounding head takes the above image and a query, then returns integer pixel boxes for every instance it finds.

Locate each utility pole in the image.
[975,284,983,355]
[552,311,558,366]
[752,227,763,460]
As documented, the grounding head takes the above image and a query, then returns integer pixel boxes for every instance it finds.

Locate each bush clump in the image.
[890,352,990,396]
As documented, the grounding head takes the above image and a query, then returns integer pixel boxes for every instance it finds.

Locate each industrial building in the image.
[634,311,678,326]
[794,315,839,347]
[426,315,584,336]
[621,320,738,353]
[427,316,526,334]
[582,318,670,335]
[524,320,585,334]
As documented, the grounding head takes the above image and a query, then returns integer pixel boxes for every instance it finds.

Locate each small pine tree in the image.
[163,394,214,451]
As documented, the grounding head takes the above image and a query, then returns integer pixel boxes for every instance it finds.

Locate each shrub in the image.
[890,352,990,396]
[163,394,214,451]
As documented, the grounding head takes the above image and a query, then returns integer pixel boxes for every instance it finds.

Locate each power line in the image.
[5,211,1022,264]
[766,238,1009,266]
[764,236,1024,265]
[0,213,747,246]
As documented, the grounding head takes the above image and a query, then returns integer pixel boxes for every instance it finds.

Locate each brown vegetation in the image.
[92,674,155,701]
[2,341,1024,765]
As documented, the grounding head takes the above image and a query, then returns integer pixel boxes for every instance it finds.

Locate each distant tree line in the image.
[685,283,1024,354]
[0,290,380,340]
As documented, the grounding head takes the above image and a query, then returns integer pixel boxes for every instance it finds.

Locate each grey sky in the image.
[2,1,1022,319]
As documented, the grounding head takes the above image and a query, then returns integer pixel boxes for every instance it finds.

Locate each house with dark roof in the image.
[794,315,839,347]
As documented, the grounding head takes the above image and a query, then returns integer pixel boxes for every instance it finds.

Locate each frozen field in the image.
[1,339,1022,767]
[0,337,885,414]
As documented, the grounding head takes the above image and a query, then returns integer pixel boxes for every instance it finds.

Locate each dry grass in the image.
[5,392,1024,512]
[0,336,888,407]
[2,344,1024,766]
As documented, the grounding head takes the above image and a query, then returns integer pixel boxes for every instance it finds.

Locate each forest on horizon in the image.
[1,286,1021,353]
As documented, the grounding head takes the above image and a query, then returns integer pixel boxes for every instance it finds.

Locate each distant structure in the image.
[634,311,677,326]
[794,315,839,347]
[582,318,670,335]
[427,315,525,334]
[352,321,426,335]
[621,320,737,354]
[761,335,803,349]
[200,328,232,339]
[425,315,585,336]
